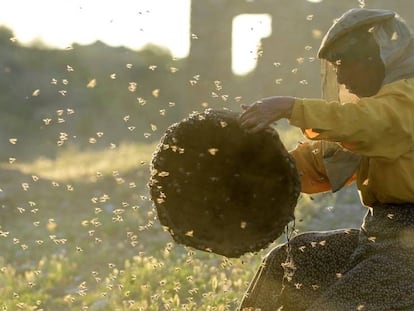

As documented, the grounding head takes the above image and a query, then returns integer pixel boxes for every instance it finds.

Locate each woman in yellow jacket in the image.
[239,8,414,311]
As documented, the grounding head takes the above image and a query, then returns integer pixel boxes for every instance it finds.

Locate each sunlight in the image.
[0,0,275,74]
[232,14,272,75]
[0,0,191,58]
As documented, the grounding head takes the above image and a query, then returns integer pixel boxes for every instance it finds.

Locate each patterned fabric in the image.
[239,204,414,311]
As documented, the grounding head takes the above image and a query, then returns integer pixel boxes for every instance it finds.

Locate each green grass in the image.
[0,143,262,310]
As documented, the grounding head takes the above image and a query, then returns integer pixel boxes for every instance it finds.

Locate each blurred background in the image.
[0,0,411,309]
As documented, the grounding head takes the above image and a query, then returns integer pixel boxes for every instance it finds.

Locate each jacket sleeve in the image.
[290,83,414,160]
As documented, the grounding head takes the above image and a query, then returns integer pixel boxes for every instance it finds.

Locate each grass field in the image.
[0,142,263,310]
[0,135,367,310]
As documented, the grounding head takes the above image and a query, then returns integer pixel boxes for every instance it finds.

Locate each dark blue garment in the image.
[240,204,414,311]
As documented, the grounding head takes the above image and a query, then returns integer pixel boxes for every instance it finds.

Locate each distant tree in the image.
[0,26,14,43]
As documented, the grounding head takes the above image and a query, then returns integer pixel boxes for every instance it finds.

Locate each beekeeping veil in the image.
[315,8,414,192]
[319,7,414,101]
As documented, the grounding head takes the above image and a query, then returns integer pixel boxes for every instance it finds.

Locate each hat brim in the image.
[318,8,395,59]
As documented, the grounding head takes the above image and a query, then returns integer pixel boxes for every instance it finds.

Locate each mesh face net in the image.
[320,26,381,103]
[149,109,300,258]
[319,9,414,102]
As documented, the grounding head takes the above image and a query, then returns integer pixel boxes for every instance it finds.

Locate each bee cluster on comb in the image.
[149,108,300,258]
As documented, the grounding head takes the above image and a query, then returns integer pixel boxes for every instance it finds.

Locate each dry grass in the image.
[4,143,157,182]
[0,142,260,310]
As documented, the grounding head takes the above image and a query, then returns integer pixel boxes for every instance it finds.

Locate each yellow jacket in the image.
[289,78,414,207]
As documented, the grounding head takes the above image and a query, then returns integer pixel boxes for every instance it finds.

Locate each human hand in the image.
[239,96,295,133]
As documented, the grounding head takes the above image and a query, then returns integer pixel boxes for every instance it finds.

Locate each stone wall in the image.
[186,0,414,105]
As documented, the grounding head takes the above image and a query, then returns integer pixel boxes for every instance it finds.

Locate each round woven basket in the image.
[149,109,300,257]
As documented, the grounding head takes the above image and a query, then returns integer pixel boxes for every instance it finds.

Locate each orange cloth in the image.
[290,141,356,194]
